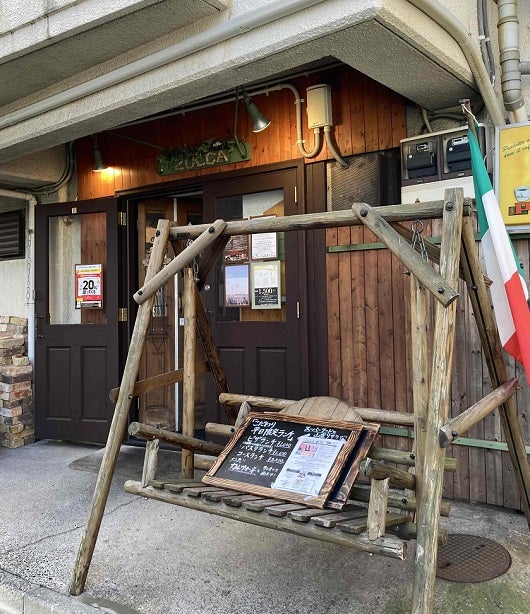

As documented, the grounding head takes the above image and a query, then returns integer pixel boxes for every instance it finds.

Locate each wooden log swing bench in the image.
[69,188,530,614]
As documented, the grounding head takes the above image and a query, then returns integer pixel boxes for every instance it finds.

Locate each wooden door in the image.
[137,200,176,431]
[203,166,308,423]
[34,198,121,444]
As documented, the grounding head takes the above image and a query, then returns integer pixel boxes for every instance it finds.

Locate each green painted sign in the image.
[157,138,251,176]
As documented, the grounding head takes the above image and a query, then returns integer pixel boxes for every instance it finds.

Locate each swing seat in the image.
[123,396,452,560]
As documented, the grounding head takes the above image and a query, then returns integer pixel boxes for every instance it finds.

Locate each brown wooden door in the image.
[137,200,176,431]
[34,198,121,444]
[203,166,308,423]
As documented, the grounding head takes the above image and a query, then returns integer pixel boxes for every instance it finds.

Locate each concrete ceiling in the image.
[0,0,226,107]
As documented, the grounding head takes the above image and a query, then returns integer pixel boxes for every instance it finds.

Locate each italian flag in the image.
[469,127,530,380]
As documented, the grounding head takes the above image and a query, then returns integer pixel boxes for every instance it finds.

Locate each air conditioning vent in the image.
[0,210,25,260]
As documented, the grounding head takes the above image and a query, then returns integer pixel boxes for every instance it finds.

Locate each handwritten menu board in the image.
[203,413,364,508]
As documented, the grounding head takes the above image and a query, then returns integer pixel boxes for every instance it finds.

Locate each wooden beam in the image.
[410,273,431,515]
[218,393,415,426]
[367,478,390,540]
[439,378,518,447]
[128,422,224,456]
[141,438,159,487]
[182,267,196,478]
[349,486,451,517]
[361,458,417,490]
[351,201,459,307]
[460,217,530,523]
[134,219,226,304]
[412,188,464,614]
[169,200,472,239]
[195,286,234,422]
[392,222,491,287]
[108,362,210,403]
[197,235,230,290]
[69,219,171,597]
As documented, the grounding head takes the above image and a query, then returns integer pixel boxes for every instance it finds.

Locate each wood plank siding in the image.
[74,64,529,511]
[75,67,406,197]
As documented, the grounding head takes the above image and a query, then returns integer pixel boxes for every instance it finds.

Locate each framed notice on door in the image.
[75,263,103,309]
[251,260,281,309]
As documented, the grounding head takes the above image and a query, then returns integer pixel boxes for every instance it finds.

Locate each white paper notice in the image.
[271,435,345,496]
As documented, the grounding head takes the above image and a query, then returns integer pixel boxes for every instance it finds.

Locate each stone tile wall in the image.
[0,316,34,448]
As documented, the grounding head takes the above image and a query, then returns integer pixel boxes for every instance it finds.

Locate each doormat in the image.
[68,445,183,481]
[436,533,512,583]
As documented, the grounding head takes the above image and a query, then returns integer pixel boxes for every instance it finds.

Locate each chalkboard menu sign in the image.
[203,413,364,508]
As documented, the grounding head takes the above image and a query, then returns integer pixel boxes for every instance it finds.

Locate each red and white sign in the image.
[75,263,103,309]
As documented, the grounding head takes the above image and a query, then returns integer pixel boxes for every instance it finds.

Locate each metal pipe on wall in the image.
[497,0,528,122]
[408,0,505,126]
[0,0,327,131]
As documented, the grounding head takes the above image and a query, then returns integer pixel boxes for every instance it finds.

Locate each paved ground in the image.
[1,440,529,613]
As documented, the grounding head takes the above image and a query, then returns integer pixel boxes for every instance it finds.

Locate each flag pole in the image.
[460,98,478,138]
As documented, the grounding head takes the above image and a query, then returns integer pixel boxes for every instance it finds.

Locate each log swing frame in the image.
[69,188,530,614]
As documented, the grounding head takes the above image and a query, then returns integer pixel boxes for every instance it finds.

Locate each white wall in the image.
[0,198,28,318]
[0,260,27,318]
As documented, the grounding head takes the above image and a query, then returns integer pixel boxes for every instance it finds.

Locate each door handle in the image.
[35,315,44,338]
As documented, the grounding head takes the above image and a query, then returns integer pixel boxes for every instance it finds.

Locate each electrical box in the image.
[400,124,490,204]
[306,84,333,128]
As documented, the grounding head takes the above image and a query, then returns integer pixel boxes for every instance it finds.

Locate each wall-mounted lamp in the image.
[236,82,348,168]
[92,134,107,172]
[240,88,271,133]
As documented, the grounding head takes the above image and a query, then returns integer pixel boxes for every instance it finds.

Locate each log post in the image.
[460,216,530,524]
[367,478,389,540]
[412,188,464,614]
[410,273,431,516]
[128,422,224,456]
[134,219,226,304]
[142,438,160,486]
[439,378,518,447]
[182,266,196,478]
[69,219,171,596]
[360,458,416,490]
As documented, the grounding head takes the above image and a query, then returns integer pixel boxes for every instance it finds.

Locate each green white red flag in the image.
[469,127,530,380]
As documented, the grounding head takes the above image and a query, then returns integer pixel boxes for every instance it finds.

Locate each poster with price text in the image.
[251,260,281,309]
[75,263,103,309]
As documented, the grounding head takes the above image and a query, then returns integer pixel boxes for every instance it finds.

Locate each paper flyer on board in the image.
[271,435,345,496]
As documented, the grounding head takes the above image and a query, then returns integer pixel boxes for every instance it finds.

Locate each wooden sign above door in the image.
[157,137,251,176]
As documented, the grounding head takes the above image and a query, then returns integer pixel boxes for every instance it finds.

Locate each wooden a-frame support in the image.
[69,188,530,614]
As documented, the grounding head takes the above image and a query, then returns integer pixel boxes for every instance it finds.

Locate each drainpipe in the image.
[497,0,528,123]
[407,0,505,126]
[0,189,37,365]
[0,0,327,131]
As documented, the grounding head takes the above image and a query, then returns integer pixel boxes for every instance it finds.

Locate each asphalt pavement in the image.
[1,440,529,614]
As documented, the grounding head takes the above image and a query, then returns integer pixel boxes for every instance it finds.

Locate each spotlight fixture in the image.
[92,134,107,172]
[241,89,271,133]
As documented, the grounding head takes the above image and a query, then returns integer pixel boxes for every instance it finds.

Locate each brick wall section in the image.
[0,316,34,448]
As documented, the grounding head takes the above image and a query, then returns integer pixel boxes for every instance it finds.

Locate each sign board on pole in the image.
[496,122,530,230]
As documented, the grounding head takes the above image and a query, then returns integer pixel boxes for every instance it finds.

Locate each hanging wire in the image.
[233,86,248,159]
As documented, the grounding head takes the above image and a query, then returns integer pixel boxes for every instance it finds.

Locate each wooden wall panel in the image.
[327,226,530,511]
[76,66,404,199]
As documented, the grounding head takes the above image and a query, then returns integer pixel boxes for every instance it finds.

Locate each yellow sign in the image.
[497,123,530,226]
